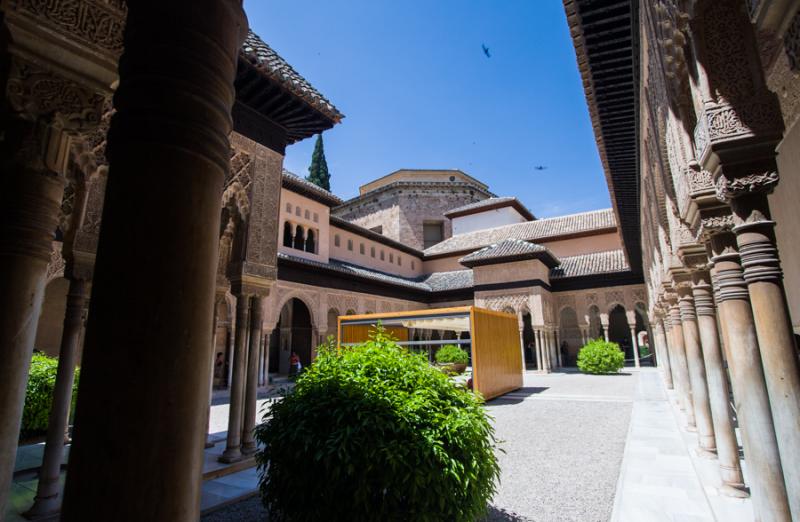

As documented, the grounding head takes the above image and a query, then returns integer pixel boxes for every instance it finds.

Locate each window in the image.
[380,250,385,261]
[423,221,444,249]
[295,207,301,217]
[304,209,310,220]
[398,256,402,266]
[370,225,383,234]
[293,225,305,250]
[389,253,394,263]
[334,234,340,247]
[286,202,292,213]
[305,229,316,253]
[347,239,353,251]
[359,243,365,255]
[313,212,319,223]
[370,246,376,258]
[283,222,293,247]
[412,260,416,270]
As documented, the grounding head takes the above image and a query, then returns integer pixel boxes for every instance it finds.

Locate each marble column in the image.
[518,324,526,370]
[205,304,220,449]
[600,314,610,342]
[677,282,716,455]
[25,278,86,518]
[241,296,263,455]
[692,271,747,496]
[534,329,543,371]
[628,323,640,369]
[220,294,251,463]
[730,195,800,511]
[710,232,790,520]
[226,326,235,388]
[654,318,674,390]
[668,300,695,428]
[60,2,248,519]
[0,120,65,515]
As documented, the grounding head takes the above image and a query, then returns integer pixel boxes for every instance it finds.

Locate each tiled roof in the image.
[282,170,343,207]
[420,270,474,291]
[459,239,558,268]
[424,208,617,257]
[444,197,535,221]
[278,253,431,291]
[549,250,629,279]
[241,31,343,123]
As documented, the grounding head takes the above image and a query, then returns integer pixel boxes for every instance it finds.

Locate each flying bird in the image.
[534,165,548,171]
[482,44,491,58]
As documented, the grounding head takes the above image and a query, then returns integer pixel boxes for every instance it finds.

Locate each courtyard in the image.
[193,368,751,522]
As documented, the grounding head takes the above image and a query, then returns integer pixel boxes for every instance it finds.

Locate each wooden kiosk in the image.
[337,306,523,400]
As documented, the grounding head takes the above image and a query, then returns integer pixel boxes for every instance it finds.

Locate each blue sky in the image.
[243,1,610,217]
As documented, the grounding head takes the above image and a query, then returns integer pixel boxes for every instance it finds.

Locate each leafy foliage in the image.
[435,344,469,365]
[255,327,500,522]
[21,353,80,438]
[306,133,331,191]
[577,339,625,374]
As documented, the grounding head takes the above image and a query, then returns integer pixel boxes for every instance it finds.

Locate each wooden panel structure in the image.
[338,306,522,400]
[470,308,523,400]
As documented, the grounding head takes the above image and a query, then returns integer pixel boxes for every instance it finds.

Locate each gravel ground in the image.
[202,371,637,522]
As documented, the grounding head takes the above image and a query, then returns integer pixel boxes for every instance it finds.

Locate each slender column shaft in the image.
[668,304,695,427]
[61,2,247,519]
[678,285,716,453]
[226,327,234,388]
[534,330,542,371]
[220,295,250,462]
[731,195,800,516]
[241,296,263,455]
[629,325,640,369]
[711,233,790,521]
[26,278,86,518]
[205,305,219,449]
[0,118,65,515]
[692,271,747,495]
[654,319,673,389]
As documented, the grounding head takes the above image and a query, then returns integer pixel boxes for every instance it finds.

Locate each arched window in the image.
[283,222,293,248]
[293,225,305,250]
[305,229,316,253]
[398,256,402,266]
[304,209,310,220]
[389,253,394,263]
[295,207,301,217]
[285,202,292,213]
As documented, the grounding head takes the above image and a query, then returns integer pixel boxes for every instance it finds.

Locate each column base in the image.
[241,443,257,455]
[685,425,697,433]
[719,483,750,498]
[694,447,717,460]
[204,439,215,449]
[218,448,244,463]
[24,492,61,520]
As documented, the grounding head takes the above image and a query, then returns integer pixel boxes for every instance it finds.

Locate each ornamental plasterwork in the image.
[481,293,529,314]
[584,292,598,307]
[46,242,66,283]
[7,0,126,57]
[6,57,105,132]
[555,293,576,313]
[715,170,780,202]
[604,290,626,310]
[766,10,800,132]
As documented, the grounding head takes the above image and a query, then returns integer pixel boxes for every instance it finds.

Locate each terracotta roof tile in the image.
[459,239,558,268]
[241,31,343,123]
[549,249,629,279]
[282,169,343,206]
[425,208,617,257]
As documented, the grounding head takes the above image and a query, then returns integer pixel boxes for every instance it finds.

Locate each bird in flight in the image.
[534,165,548,171]
[482,44,491,58]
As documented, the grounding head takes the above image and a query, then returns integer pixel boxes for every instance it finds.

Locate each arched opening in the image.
[269,298,314,376]
[293,225,305,250]
[282,222,293,248]
[212,299,231,388]
[305,229,316,253]
[587,305,602,340]
[326,308,339,340]
[521,312,536,369]
[634,304,651,366]
[558,307,581,367]
[608,305,631,361]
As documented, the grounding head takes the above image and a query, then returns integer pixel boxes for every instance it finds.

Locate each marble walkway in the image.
[611,368,753,522]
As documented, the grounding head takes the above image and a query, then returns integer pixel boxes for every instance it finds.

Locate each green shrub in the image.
[21,353,80,438]
[254,327,500,522]
[434,344,469,365]
[577,339,625,375]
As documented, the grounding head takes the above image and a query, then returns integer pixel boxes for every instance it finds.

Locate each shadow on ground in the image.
[481,505,533,521]
[487,387,548,406]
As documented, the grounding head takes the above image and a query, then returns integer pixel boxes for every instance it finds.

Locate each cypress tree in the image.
[306,133,331,191]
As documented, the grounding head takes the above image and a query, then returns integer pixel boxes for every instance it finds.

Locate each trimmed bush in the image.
[21,353,80,438]
[434,344,469,365]
[577,339,625,374]
[254,327,500,522]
